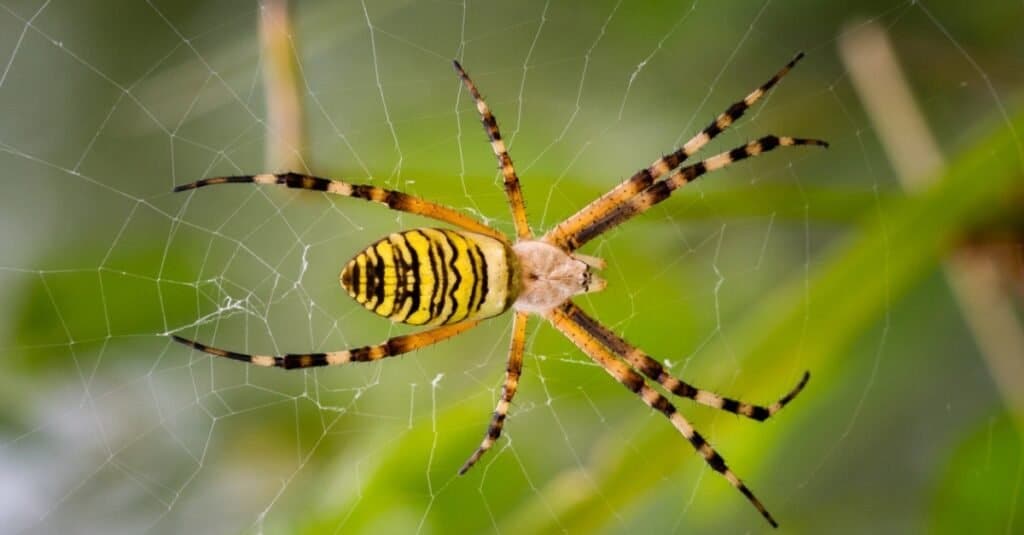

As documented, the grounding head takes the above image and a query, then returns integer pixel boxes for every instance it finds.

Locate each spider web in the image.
[2,1,1022,533]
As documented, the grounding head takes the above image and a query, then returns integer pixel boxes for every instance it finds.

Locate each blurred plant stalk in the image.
[260,0,307,172]
[839,21,1024,415]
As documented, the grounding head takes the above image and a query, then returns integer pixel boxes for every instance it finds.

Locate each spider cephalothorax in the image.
[172,53,826,528]
[511,239,606,313]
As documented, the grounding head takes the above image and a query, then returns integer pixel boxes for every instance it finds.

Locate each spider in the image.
[173,53,826,528]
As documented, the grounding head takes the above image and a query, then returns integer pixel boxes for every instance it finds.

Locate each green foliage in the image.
[5,2,1023,533]
[283,101,1024,535]
[930,410,1023,534]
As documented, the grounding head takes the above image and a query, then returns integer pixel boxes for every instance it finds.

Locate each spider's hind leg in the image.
[459,311,529,474]
[546,302,780,528]
[560,301,809,422]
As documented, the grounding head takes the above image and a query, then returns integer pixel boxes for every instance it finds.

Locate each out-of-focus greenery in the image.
[2,1,1022,534]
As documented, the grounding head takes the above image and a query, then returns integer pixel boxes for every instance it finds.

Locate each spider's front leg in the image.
[172,319,481,369]
[453,60,532,241]
[544,52,813,251]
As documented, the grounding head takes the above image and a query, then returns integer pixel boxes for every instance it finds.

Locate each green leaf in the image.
[502,110,1024,531]
[930,410,1024,534]
[286,108,1024,533]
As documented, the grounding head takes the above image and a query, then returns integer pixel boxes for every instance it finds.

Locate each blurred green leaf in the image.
[930,410,1023,534]
[497,109,1024,531]
[613,184,894,224]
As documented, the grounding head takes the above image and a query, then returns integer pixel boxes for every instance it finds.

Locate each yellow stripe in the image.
[421,229,452,322]
[403,230,436,325]
[441,230,476,323]
[373,240,397,317]
[363,246,379,309]
[388,233,415,323]
[355,254,369,304]
[340,228,514,327]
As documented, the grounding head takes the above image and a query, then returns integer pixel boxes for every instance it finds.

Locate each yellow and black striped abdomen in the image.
[340,228,517,326]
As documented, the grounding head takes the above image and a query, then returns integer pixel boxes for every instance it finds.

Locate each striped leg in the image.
[568,135,828,249]
[452,61,532,240]
[544,52,808,251]
[459,311,528,474]
[561,301,808,421]
[171,319,480,370]
[173,172,506,242]
[547,302,779,528]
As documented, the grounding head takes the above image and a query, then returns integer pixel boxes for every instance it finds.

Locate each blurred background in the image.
[2,1,1022,533]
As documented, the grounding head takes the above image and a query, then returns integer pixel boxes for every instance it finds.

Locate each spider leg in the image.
[173,172,506,243]
[544,52,807,251]
[547,302,778,528]
[568,135,828,250]
[452,60,532,240]
[560,301,808,421]
[171,319,480,369]
[459,311,528,474]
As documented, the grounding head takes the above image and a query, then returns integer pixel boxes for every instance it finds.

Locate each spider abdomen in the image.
[341,228,517,326]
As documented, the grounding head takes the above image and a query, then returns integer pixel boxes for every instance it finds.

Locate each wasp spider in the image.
[173,53,826,528]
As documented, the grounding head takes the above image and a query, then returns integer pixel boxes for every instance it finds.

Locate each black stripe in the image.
[687,430,708,453]
[465,240,485,314]
[350,259,362,297]
[706,450,727,474]
[725,101,748,122]
[350,184,394,204]
[720,398,741,414]
[390,237,405,303]
[371,247,386,308]
[463,239,480,314]
[281,353,328,369]
[638,358,663,380]
[341,260,354,291]
[385,190,410,209]
[365,249,380,306]
[419,230,444,323]
[403,232,422,322]
[728,146,751,163]
[672,381,697,399]
[487,419,504,439]
[173,175,254,192]
[349,346,375,362]
[280,172,330,191]
[386,335,414,355]
[173,335,253,364]
[687,430,728,474]
[622,371,644,393]
[430,232,448,321]
[399,228,428,319]
[440,231,464,324]
[479,242,490,311]
[567,303,605,343]
[359,252,375,303]
[390,236,410,318]
[630,167,656,193]
[568,306,677,389]
[650,392,674,416]
[704,121,723,139]
[572,180,673,248]
[688,161,707,180]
